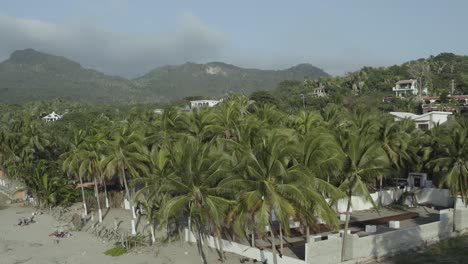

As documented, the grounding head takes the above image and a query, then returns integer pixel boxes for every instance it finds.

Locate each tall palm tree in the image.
[62,130,89,216]
[160,137,233,263]
[376,115,412,205]
[336,129,389,262]
[184,107,217,142]
[134,144,172,243]
[429,120,468,231]
[291,110,324,136]
[24,160,75,208]
[213,96,250,140]
[77,136,107,223]
[105,123,149,219]
[224,129,332,264]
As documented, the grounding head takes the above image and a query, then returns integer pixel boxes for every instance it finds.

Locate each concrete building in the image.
[189,99,221,109]
[311,87,328,97]
[42,111,62,122]
[390,111,452,130]
[392,79,428,97]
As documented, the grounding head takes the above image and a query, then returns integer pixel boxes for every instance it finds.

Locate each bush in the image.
[103,245,127,257]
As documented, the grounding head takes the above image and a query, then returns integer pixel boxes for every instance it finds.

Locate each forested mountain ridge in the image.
[133,61,328,99]
[0,49,328,104]
[0,49,140,104]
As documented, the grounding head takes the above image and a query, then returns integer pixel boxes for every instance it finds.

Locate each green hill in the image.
[133,62,329,100]
[336,53,468,95]
[0,49,329,104]
[0,49,140,104]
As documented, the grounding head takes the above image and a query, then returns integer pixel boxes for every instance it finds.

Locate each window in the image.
[418,124,429,130]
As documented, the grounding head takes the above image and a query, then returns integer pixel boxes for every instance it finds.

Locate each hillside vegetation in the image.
[0,49,328,104]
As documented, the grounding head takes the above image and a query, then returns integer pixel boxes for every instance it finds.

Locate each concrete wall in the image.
[408,188,453,207]
[307,236,342,264]
[335,189,404,213]
[334,188,453,213]
[345,212,453,262]
[454,207,468,231]
[306,209,461,264]
[184,228,305,264]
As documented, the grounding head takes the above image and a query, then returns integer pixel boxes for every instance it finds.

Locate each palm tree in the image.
[184,107,217,142]
[160,137,233,263]
[105,123,149,219]
[77,137,106,223]
[24,160,75,208]
[336,129,389,262]
[213,95,250,140]
[429,119,468,231]
[376,115,412,205]
[134,144,172,243]
[62,130,89,216]
[224,129,331,264]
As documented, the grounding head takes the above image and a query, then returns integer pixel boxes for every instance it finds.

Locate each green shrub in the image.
[103,245,127,257]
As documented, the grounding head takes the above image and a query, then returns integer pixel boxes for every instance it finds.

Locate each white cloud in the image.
[0,14,226,77]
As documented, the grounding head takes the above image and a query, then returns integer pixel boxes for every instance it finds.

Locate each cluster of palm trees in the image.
[1,95,467,264]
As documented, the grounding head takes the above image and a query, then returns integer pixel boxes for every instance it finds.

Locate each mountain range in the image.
[0,49,328,104]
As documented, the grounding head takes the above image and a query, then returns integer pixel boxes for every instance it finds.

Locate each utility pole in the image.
[300,94,305,108]
[451,79,455,95]
[450,64,455,95]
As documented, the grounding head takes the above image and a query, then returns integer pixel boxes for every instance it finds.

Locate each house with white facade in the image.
[189,100,222,109]
[392,79,427,97]
[311,87,327,97]
[42,111,62,122]
[390,111,452,130]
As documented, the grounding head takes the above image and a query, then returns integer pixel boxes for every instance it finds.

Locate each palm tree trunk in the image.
[121,166,135,219]
[78,174,87,216]
[269,219,278,264]
[453,197,458,232]
[379,175,383,208]
[341,188,353,262]
[94,176,102,222]
[279,222,284,256]
[195,220,208,264]
[149,220,156,244]
[216,227,225,262]
[103,179,109,208]
[251,226,256,247]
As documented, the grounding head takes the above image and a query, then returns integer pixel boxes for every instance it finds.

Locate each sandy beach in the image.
[0,197,240,264]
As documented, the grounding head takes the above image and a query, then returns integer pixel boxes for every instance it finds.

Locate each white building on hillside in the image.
[312,87,327,97]
[392,79,428,97]
[42,111,62,122]
[390,111,452,130]
[189,100,222,109]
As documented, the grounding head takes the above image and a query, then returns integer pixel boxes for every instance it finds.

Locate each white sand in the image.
[0,202,240,264]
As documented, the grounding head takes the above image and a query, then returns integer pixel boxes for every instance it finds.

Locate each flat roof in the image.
[390,111,452,121]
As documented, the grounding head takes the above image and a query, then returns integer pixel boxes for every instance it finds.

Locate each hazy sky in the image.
[1,0,467,77]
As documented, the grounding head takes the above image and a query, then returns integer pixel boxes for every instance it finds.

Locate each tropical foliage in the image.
[1,94,467,263]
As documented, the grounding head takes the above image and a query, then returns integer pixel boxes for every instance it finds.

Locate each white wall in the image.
[406,188,453,208]
[307,209,457,264]
[185,228,305,264]
[429,112,451,125]
[334,188,454,213]
[335,188,404,213]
